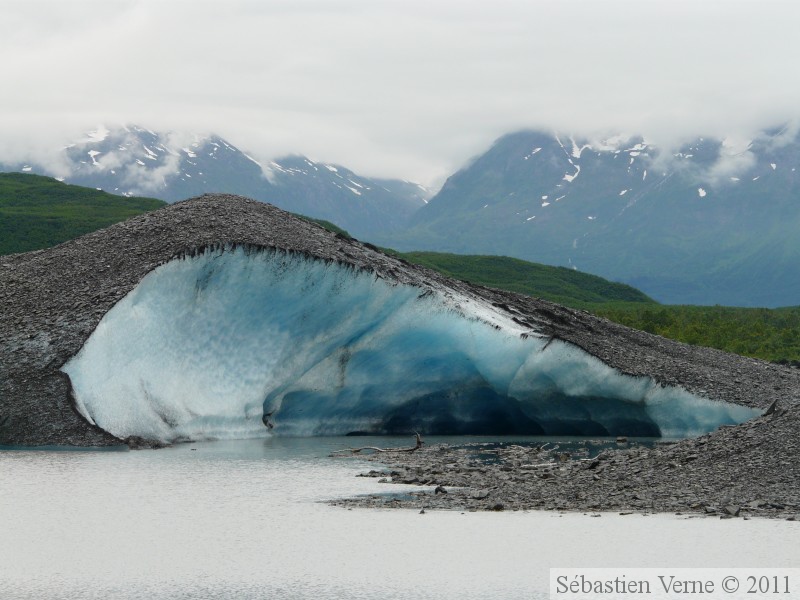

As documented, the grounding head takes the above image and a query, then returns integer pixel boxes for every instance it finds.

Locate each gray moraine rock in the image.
[1,194,799,516]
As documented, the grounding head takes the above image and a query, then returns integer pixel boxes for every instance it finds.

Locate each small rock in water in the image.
[419,508,426,514]
[434,485,447,494]
[723,505,741,517]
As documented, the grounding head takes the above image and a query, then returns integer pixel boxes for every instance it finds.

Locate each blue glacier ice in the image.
[62,247,760,443]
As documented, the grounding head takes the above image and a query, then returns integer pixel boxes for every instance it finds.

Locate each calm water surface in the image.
[1,437,798,599]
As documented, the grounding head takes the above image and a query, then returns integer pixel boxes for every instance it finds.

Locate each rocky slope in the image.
[335,408,800,519]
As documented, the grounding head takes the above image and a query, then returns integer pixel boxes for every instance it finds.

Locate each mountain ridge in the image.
[3,125,430,240]
[378,126,800,307]
[6,123,800,306]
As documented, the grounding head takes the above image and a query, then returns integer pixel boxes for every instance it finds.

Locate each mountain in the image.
[263,155,428,237]
[4,125,430,239]
[0,172,164,255]
[377,127,800,307]
[10,123,800,306]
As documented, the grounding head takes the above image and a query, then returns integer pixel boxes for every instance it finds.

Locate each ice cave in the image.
[62,246,760,443]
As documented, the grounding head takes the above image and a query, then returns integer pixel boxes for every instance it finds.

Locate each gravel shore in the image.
[332,411,800,520]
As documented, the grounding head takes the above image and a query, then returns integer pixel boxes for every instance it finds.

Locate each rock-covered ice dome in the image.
[63,246,757,444]
[0,195,794,447]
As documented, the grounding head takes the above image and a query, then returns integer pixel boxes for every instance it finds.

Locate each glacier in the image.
[62,246,760,444]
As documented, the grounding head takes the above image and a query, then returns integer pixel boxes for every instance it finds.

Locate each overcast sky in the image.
[2,0,799,187]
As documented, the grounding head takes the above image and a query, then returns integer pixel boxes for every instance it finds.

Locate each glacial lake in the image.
[1,436,798,600]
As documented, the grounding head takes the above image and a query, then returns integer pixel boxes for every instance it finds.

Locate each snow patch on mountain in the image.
[570,138,592,159]
[563,164,581,182]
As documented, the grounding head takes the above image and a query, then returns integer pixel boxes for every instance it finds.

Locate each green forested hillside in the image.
[399,251,653,306]
[0,172,165,255]
[592,304,800,365]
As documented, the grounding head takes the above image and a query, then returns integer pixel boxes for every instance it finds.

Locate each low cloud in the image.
[119,152,182,196]
[2,1,800,188]
[703,137,758,186]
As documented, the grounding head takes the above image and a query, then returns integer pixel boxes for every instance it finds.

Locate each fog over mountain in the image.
[3,1,800,188]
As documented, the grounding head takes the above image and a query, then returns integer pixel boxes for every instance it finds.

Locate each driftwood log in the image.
[332,433,424,456]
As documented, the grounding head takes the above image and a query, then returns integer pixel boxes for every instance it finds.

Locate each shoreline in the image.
[331,422,800,520]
